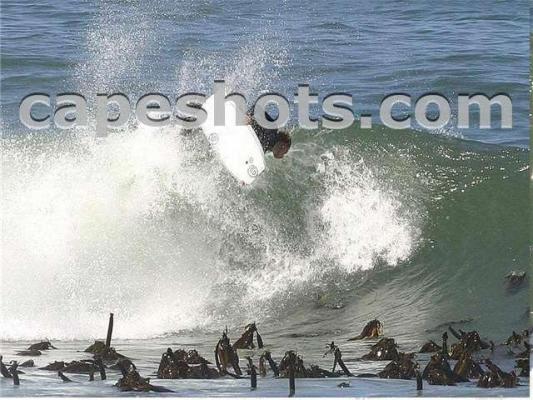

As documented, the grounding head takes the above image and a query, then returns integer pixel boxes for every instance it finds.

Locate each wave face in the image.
[0,125,419,339]
[1,124,528,340]
[0,0,529,341]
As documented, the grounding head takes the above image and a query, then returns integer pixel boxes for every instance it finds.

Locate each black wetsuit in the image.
[247,108,282,152]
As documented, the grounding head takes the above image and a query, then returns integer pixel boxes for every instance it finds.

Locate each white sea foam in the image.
[316,152,417,272]
[1,127,223,340]
[1,129,419,340]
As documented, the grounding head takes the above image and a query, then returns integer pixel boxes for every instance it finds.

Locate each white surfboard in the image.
[200,95,265,185]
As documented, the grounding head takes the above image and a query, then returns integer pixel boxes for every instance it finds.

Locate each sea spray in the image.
[0,125,420,339]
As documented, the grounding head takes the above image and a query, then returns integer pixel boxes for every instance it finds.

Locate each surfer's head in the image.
[272,131,291,159]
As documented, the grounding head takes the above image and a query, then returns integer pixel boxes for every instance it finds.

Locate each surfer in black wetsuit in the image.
[246,107,291,159]
[182,102,291,159]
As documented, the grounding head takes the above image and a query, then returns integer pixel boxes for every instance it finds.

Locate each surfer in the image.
[182,102,291,159]
[246,107,291,159]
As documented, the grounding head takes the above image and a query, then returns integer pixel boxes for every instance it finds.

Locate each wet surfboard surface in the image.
[200,95,265,185]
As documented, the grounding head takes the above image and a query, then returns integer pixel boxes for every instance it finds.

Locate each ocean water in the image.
[0,0,530,397]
